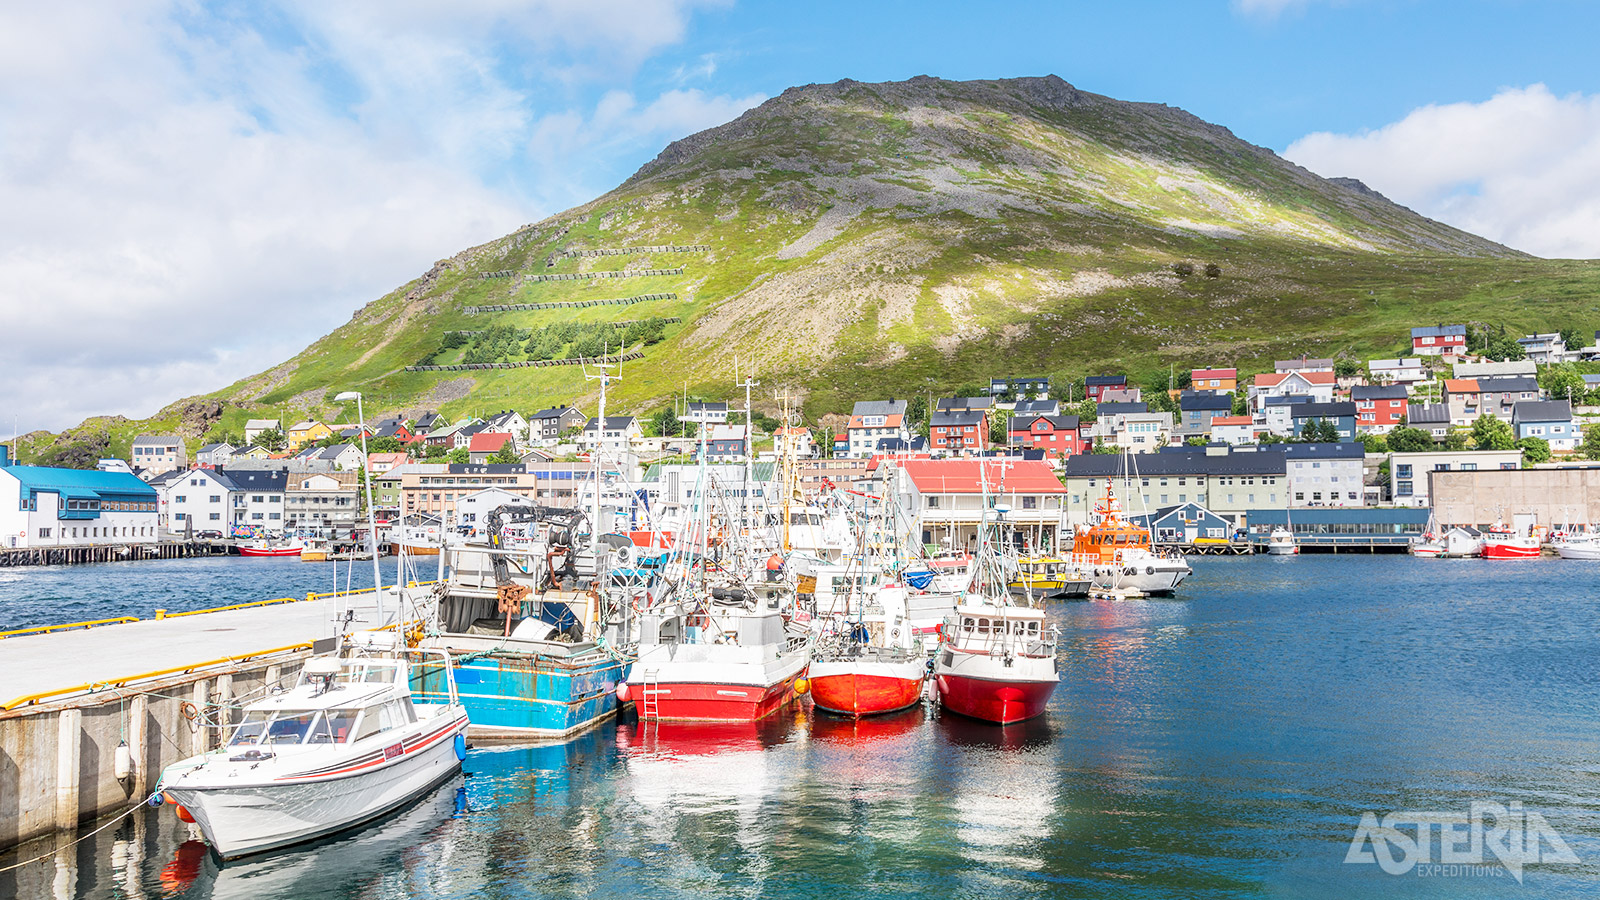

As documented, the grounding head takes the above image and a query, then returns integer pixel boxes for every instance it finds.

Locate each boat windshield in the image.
[228,708,366,746]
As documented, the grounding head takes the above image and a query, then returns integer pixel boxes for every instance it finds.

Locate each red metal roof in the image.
[1444,378,1479,393]
[468,432,514,452]
[1210,415,1254,426]
[897,459,1065,494]
[1192,367,1237,379]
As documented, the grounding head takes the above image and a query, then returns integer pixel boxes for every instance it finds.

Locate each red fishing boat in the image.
[1481,521,1541,559]
[809,584,928,717]
[237,538,305,557]
[933,604,1058,724]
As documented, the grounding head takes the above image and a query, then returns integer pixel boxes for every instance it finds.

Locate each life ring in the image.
[889,626,901,642]
[1146,566,1155,576]
[1124,567,1135,577]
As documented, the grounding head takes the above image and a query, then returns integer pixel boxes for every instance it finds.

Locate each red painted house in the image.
[1085,375,1127,403]
[930,409,989,454]
[1411,325,1467,357]
[1351,384,1408,432]
[1009,414,1086,457]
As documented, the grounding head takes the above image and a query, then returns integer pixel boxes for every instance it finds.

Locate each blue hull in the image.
[412,651,627,740]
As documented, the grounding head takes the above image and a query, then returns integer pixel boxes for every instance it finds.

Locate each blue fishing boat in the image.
[413,508,636,740]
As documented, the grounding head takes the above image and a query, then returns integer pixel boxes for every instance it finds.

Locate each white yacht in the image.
[156,632,469,859]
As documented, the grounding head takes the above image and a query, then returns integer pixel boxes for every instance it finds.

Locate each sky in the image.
[4,0,1599,433]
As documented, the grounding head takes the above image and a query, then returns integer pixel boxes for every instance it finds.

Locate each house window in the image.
[39,528,51,538]
[209,513,221,521]
[927,496,939,508]
[175,495,187,503]
[1397,481,1413,496]
[1022,496,1037,509]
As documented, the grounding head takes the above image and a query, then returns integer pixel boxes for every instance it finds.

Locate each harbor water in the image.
[0,555,422,632]
[4,554,1600,897]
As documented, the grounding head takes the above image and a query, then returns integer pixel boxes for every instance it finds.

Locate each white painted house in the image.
[163,468,240,534]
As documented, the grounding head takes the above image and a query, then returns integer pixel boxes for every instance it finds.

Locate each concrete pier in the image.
[0,587,414,853]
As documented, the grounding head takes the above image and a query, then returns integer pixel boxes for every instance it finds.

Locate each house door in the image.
[1185,526,1198,542]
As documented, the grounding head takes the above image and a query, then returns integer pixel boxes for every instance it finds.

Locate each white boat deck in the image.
[0,592,405,709]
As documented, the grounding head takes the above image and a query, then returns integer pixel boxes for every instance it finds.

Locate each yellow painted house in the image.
[287,420,332,449]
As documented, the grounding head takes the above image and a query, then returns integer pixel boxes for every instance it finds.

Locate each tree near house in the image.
[1539,362,1586,402]
[1517,436,1551,466]
[446,447,470,464]
[366,436,403,454]
[1560,327,1588,352]
[1386,426,1434,453]
[1356,432,1388,454]
[1231,390,1248,416]
[256,426,287,452]
[1470,414,1516,451]
[1185,436,1208,447]
[1334,357,1363,379]
[491,442,520,464]
[1580,424,1600,460]
[1442,428,1468,451]
[1075,399,1098,423]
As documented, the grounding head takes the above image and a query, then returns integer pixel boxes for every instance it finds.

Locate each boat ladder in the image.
[641,668,661,719]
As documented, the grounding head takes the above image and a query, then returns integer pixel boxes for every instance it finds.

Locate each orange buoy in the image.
[174,804,195,823]
[794,677,810,695]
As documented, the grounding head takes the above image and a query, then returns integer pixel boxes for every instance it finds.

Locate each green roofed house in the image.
[0,463,160,549]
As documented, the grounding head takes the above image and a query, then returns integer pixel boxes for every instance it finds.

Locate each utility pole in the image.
[738,374,760,555]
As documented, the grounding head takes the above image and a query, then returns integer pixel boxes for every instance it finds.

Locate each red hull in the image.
[643,675,800,722]
[1483,543,1540,559]
[936,673,1054,725]
[237,547,304,557]
[810,671,925,718]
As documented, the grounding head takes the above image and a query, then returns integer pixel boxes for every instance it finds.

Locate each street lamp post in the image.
[335,391,384,624]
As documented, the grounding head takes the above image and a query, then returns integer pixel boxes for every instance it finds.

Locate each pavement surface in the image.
[0,591,416,708]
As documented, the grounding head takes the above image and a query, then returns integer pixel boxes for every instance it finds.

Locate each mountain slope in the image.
[19,75,1600,461]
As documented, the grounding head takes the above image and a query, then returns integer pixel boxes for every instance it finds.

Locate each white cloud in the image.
[0,0,741,433]
[1285,84,1600,259]
[526,87,766,207]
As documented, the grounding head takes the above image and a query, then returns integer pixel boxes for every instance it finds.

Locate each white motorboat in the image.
[1265,527,1298,556]
[156,631,469,859]
[1556,534,1600,560]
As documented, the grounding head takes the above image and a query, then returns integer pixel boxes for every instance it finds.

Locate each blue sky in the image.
[3,0,1598,431]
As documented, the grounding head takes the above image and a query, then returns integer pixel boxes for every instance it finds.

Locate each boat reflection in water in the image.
[157,776,466,898]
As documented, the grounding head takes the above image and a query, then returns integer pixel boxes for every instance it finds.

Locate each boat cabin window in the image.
[962,616,976,632]
[353,706,386,743]
[262,711,318,745]
[337,664,398,684]
[228,711,272,746]
[309,708,361,744]
[977,617,991,633]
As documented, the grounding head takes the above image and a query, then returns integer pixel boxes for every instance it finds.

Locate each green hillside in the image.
[18,75,1600,462]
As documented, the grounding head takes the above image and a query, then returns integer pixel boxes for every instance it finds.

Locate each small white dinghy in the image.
[156,631,469,859]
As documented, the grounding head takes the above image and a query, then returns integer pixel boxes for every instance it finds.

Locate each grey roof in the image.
[1017,414,1081,431]
[686,401,728,411]
[1412,325,1467,338]
[931,409,985,427]
[1264,394,1315,407]
[1012,399,1061,416]
[1512,400,1573,424]
[221,468,288,492]
[876,436,929,452]
[317,444,359,460]
[1408,403,1450,424]
[415,412,443,427]
[446,463,524,474]
[1291,401,1357,419]
[1259,442,1366,460]
[1179,391,1233,411]
[1095,401,1148,417]
[1061,450,1286,478]
[531,405,580,421]
[131,434,181,447]
[851,399,907,416]
[1275,357,1335,369]
[1474,375,1540,393]
[197,443,230,453]
[936,396,993,411]
[1085,375,1126,386]
[1352,384,1408,400]
[583,416,638,431]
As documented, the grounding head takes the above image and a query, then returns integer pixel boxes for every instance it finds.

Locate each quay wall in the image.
[0,650,312,854]
[1430,467,1600,527]
[0,540,229,568]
